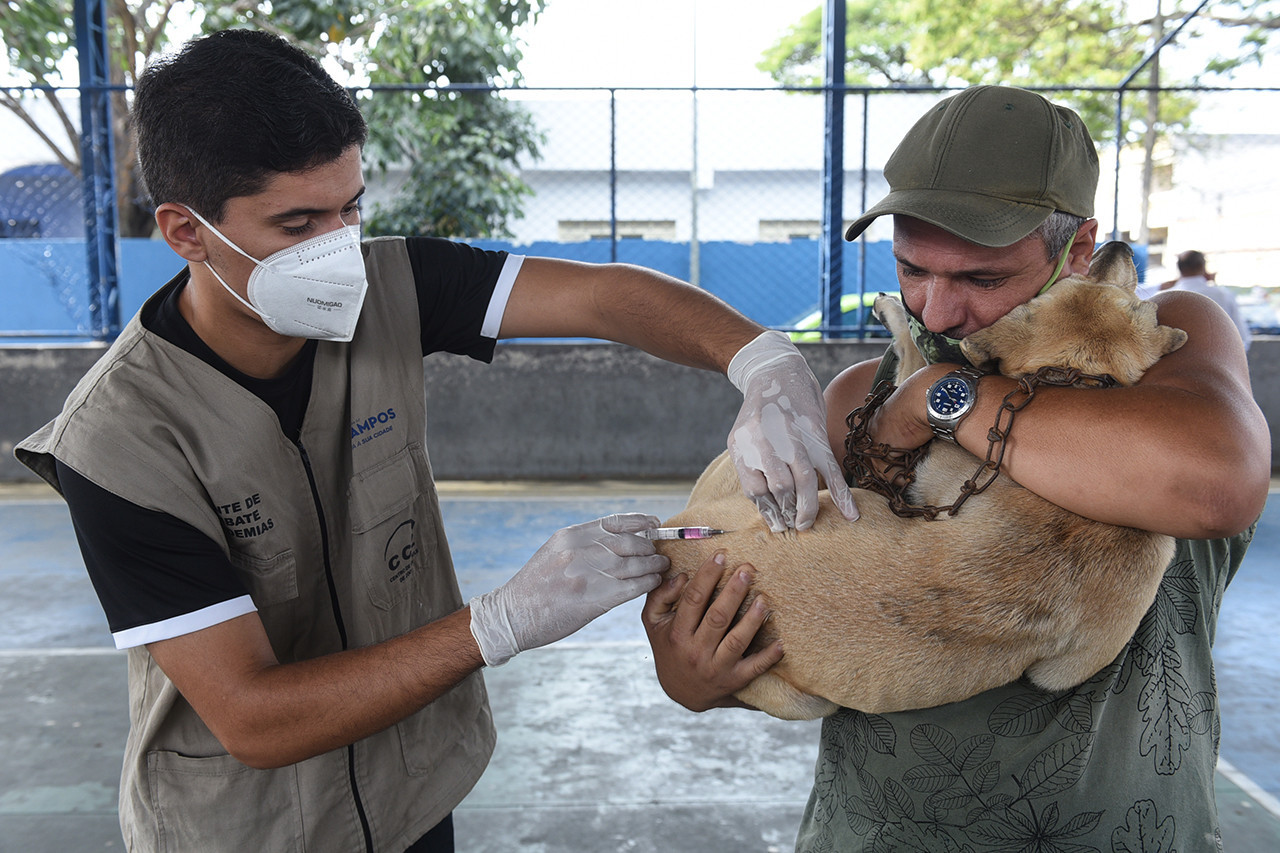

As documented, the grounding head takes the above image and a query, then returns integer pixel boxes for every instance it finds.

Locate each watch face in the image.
[930,377,973,417]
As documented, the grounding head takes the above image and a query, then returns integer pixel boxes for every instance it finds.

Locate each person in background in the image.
[14,29,858,853]
[645,85,1268,851]
[1166,249,1252,350]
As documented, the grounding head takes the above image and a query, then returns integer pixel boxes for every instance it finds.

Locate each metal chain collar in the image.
[842,366,1119,520]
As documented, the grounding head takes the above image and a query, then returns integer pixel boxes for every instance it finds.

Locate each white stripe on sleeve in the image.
[111,595,258,649]
[480,254,525,339]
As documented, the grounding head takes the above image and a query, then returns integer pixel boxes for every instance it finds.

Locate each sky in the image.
[515,0,819,89]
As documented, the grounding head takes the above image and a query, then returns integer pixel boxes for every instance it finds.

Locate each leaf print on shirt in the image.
[901,724,1006,824]
[1125,558,1214,775]
[1016,734,1095,800]
[1109,800,1176,853]
[810,705,1111,850]
[897,722,1103,849]
[988,691,1076,738]
[969,799,1103,853]
[811,709,898,834]
[986,675,1110,741]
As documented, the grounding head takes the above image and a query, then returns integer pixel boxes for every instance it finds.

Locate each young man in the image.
[14,30,856,853]
[644,86,1269,850]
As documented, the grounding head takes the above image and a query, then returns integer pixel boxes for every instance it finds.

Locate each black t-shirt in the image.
[57,237,514,647]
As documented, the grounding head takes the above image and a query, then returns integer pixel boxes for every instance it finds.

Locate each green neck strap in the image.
[1037,241,1074,296]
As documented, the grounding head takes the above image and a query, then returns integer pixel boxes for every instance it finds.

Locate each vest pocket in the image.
[396,670,491,776]
[349,444,440,612]
[228,549,299,608]
[147,750,304,852]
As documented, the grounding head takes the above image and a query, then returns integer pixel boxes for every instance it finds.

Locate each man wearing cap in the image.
[646,86,1267,850]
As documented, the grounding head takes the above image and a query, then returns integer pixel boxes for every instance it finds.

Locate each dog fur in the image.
[653,242,1187,720]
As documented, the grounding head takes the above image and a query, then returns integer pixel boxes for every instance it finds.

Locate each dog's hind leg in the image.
[734,673,839,721]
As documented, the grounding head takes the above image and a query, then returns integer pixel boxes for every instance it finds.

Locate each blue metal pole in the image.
[857,90,869,336]
[820,0,846,339]
[73,0,121,338]
[609,89,618,264]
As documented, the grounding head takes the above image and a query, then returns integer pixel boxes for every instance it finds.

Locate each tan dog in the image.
[653,242,1187,720]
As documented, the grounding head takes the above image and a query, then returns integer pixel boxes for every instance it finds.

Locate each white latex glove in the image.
[727,330,860,532]
[469,513,668,667]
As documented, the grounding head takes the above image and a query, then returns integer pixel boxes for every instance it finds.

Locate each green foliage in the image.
[356,0,545,238]
[360,90,541,238]
[758,2,931,87]
[0,0,545,239]
[201,0,371,45]
[756,0,1274,145]
[0,0,77,83]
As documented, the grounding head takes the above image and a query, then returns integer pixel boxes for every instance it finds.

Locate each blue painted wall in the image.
[0,237,1145,337]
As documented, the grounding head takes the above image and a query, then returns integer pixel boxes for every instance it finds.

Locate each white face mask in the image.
[186,207,369,342]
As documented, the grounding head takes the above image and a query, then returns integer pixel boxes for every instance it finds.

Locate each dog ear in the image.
[1132,302,1189,357]
[1154,324,1189,356]
[873,294,924,375]
[871,293,902,327]
[1088,242,1138,293]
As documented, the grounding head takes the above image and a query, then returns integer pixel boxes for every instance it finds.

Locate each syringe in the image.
[642,526,726,540]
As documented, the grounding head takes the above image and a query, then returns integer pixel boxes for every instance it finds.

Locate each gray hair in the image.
[1030,211,1087,260]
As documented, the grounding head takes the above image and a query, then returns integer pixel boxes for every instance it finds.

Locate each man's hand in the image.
[865,362,957,452]
[470,513,668,667]
[727,331,859,531]
[642,551,783,712]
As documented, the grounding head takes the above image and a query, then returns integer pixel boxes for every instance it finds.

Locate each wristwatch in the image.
[925,365,985,443]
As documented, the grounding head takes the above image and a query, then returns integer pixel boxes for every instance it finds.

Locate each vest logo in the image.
[351,407,396,449]
[384,519,419,586]
[217,492,275,540]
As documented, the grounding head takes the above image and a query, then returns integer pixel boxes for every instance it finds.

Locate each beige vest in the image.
[17,237,495,852]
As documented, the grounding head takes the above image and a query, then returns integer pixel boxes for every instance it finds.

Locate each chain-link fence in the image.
[3,83,1280,340]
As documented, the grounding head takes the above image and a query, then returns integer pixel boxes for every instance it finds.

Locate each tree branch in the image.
[0,93,78,172]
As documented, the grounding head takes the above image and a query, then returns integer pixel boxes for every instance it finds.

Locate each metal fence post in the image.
[1112,89,1124,242]
[856,90,869,333]
[820,0,846,339]
[609,88,617,264]
[690,85,700,287]
[73,0,121,339]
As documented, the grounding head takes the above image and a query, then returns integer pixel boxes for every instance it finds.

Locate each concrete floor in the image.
[1,482,1278,852]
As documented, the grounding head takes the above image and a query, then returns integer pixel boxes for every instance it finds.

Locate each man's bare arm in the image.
[498,257,763,372]
[824,291,1268,539]
[148,609,483,769]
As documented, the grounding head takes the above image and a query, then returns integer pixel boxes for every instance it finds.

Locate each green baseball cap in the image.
[844,85,1100,247]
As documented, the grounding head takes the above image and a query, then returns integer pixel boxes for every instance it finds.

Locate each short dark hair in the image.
[133,29,368,222]
[1177,250,1207,276]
